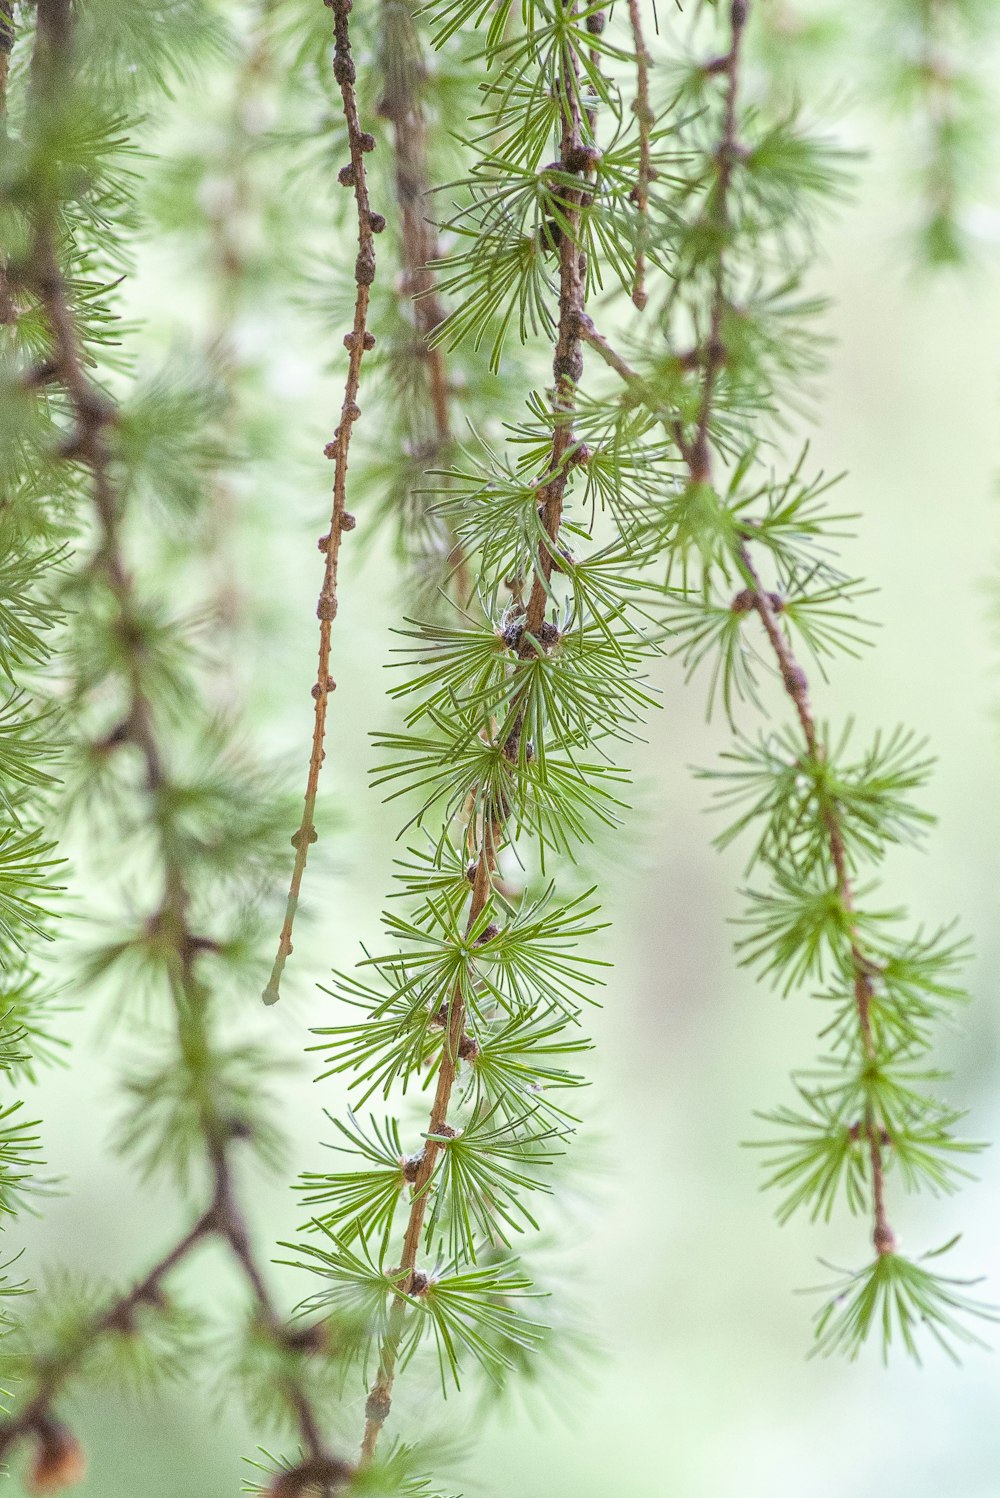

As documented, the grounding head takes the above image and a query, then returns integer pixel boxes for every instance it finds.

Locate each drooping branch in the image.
[357,7,594,1464]
[0,4,352,1486]
[682,0,895,1261]
[376,2,471,604]
[264,0,379,1006]
[580,0,898,1266]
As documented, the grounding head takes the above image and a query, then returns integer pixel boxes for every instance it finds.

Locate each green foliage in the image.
[0,0,994,1491]
[281,0,996,1443]
[811,1244,997,1362]
[0,1270,201,1400]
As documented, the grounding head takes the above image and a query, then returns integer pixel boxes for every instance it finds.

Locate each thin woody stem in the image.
[0,1209,217,1464]
[359,4,592,1463]
[0,0,12,116]
[0,0,14,326]
[626,0,652,310]
[688,0,747,485]
[377,4,471,605]
[264,0,379,1005]
[735,546,894,1254]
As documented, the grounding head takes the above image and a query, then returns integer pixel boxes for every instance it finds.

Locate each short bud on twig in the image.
[26,1421,86,1495]
[401,1152,423,1182]
[280,1321,329,1355]
[563,143,601,174]
[337,163,356,188]
[731,587,784,615]
[267,1457,353,1498]
[782,662,808,697]
[501,616,525,649]
[365,1389,391,1424]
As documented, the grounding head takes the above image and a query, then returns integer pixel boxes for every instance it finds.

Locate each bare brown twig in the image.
[264,0,379,1006]
[626,0,653,310]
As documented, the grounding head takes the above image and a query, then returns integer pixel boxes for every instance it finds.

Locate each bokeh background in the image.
[15,5,1000,1495]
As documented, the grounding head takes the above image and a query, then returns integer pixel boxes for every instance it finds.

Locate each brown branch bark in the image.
[264,0,379,1005]
[0,0,16,325]
[626,0,652,310]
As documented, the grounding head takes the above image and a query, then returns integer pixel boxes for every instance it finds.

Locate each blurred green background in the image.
[16,14,1000,1497]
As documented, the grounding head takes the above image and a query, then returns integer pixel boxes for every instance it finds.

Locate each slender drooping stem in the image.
[358,12,593,1463]
[0,5,352,1487]
[264,0,379,1005]
[0,0,16,325]
[626,0,652,310]
[681,0,895,1258]
[377,2,471,604]
[0,0,12,114]
[585,0,896,1261]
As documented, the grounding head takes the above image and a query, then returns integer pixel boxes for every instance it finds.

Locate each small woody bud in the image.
[267,1457,353,1498]
[27,1421,87,1495]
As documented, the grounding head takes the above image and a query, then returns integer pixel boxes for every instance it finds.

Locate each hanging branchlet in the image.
[626,0,653,310]
[0,0,356,1480]
[355,25,595,1448]
[577,0,993,1359]
[0,0,74,1250]
[878,0,997,265]
[374,0,469,601]
[264,0,380,1006]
